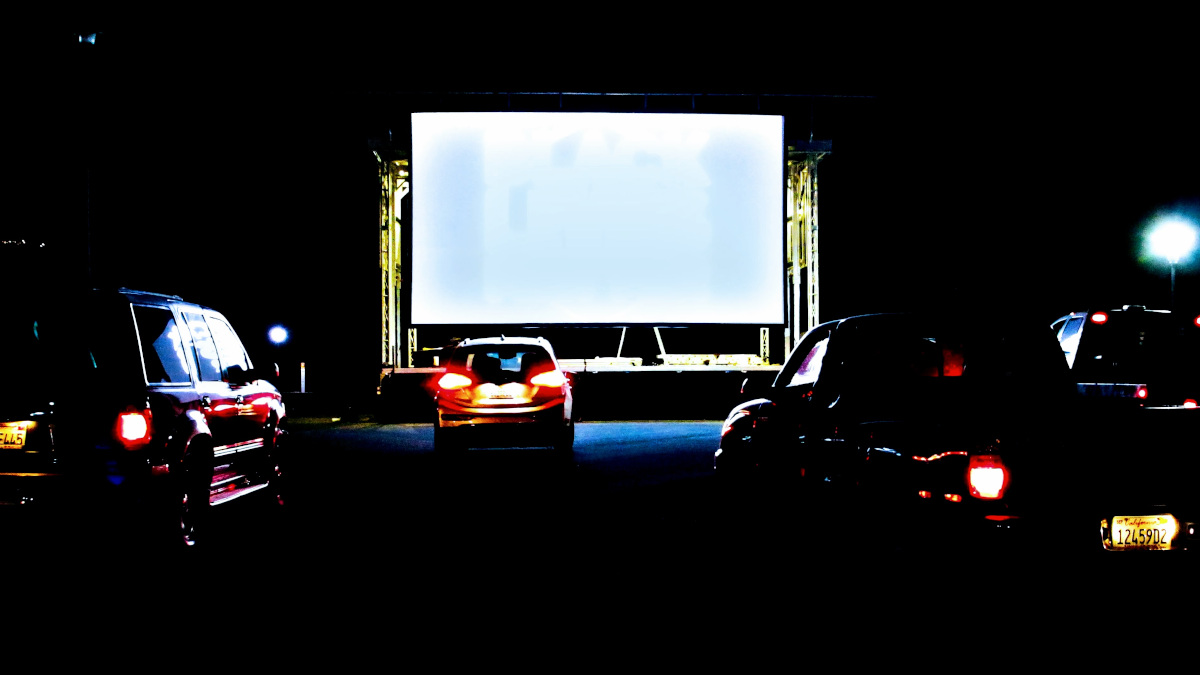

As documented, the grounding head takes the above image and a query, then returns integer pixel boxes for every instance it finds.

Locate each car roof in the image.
[457,336,551,348]
[111,287,215,312]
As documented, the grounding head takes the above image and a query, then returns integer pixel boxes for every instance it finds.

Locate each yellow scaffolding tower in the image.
[377,154,409,369]
[787,143,828,357]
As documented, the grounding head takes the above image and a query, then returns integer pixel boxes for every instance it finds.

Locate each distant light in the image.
[1147,217,1198,264]
[268,326,289,344]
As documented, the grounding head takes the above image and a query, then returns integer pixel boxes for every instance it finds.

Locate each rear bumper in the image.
[437,402,568,429]
[436,404,569,448]
[0,453,158,510]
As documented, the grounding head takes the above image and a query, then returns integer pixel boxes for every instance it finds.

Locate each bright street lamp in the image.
[1146,216,1198,310]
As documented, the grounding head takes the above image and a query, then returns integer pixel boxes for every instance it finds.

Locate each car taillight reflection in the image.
[437,372,473,390]
[968,454,1008,500]
[117,410,152,448]
[529,370,567,388]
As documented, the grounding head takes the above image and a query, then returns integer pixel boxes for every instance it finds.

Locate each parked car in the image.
[1051,305,1199,408]
[715,312,1198,553]
[433,336,573,456]
[0,287,287,548]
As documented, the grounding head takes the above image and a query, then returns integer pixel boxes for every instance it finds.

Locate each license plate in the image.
[0,423,28,449]
[1108,514,1178,550]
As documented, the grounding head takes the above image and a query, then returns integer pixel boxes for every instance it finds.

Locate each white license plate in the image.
[1108,514,1178,550]
[0,423,28,449]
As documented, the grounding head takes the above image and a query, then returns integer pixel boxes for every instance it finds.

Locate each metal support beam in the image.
[786,146,828,356]
[379,156,409,368]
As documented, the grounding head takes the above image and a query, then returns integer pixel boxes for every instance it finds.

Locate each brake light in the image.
[968,454,1009,500]
[1183,399,1198,408]
[437,372,472,390]
[1135,385,1149,400]
[1090,312,1108,324]
[117,409,152,448]
[529,370,567,388]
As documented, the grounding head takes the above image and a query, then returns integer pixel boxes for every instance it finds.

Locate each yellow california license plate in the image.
[1108,515,1178,550]
[0,422,28,449]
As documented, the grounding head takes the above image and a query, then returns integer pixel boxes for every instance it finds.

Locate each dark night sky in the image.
[12,20,1200,395]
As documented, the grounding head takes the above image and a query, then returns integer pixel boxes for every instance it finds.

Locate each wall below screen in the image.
[369,368,781,423]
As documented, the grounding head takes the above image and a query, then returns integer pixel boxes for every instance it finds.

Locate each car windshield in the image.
[448,345,553,384]
[1071,311,1199,384]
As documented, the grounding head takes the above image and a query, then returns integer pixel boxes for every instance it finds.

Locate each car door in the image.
[764,324,835,475]
[204,312,275,461]
[180,309,251,465]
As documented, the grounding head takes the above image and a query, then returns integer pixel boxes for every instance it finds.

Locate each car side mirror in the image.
[741,377,766,399]
[225,364,252,385]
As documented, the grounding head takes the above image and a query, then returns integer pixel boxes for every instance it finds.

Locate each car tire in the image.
[434,424,462,454]
[264,426,289,509]
[176,443,214,549]
[554,420,575,458]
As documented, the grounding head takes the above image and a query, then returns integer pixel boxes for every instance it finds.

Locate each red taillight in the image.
[1183,399,1198,409]
[1194,315,1199,328]
[529,370,567,388]
[1135,385,1149,400]
[437,372,472,390]
[117,410,152,448]
[968,454,1009,500]
[1090,311,1108,324]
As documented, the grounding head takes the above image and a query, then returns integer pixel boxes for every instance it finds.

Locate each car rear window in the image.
[1072,312,1198,382]
[132,305,191,384]
[448,345,554,382]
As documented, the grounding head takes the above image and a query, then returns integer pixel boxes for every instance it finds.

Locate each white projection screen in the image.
[411,112,784,325]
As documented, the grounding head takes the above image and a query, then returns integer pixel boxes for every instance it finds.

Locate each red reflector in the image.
[944,494,963,503]
[437,372,472,390]
[1135,386,1149,399]
[968,454,1009,500]
[1091,311,1108,324]
[918,491,932,499]
[1183,399,1198,409]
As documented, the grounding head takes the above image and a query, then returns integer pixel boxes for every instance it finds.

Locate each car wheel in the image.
[264,427,289,509]
[434,424,461,454]
[177,450,213,549]
[554,420,575,461]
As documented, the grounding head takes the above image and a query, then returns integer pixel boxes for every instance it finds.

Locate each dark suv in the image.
[0,287,287,547]
[1051,305,1200,408]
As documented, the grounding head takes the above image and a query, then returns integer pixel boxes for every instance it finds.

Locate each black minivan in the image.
[0,287,287,547]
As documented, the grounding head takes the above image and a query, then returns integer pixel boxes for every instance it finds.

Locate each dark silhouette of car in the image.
[1051,305,1200,408]
[433,336,574,456]
[0,287,287,548]
[715,312,1198,553]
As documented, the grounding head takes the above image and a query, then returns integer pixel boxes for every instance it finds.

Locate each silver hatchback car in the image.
[433,336,574,456]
